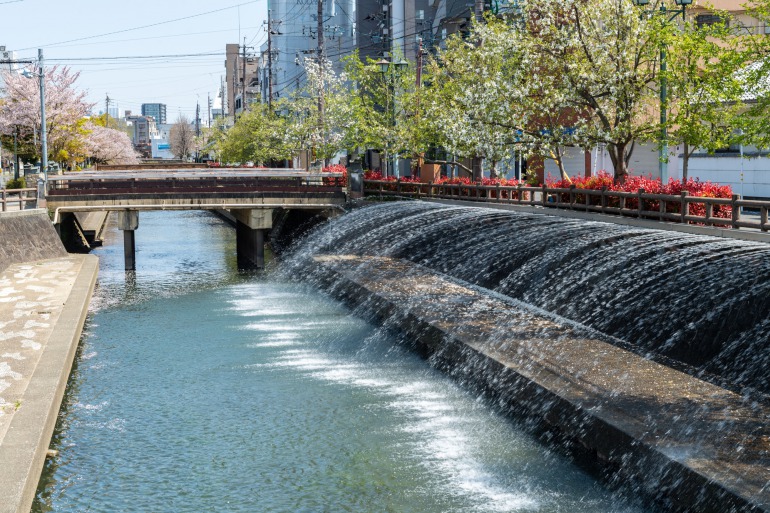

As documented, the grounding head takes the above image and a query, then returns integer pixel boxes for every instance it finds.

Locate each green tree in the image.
[665,9,749,181]
[342,51,427,176]
[217,103,292,165]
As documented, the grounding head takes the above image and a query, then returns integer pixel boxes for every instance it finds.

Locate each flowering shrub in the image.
[363,171,530,199]
[546,171,733,220]
[322,164,348,186]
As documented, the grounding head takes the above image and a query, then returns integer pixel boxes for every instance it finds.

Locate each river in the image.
[33,210,650,512]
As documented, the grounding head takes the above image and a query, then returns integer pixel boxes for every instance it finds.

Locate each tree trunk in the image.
[608,142,629,183]
[490,160,498,180]
[472,156,483,182]
[682,142,689,183]
[551,146,571,184]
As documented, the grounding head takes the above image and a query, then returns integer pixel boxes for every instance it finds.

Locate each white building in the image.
[0,47,19,95]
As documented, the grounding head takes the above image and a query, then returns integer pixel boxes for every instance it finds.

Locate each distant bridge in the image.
[46,168,347,269]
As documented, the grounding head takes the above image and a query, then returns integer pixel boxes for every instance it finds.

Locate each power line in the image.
[48,51,225,62]
[17,1,261,51]
[50,26,263,49]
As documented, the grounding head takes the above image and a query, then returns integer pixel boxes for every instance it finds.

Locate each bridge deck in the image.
[46,169,347,220]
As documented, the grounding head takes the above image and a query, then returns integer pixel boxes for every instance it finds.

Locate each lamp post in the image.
[21,49,47,197]
[376,57,408,178]
[632,0,692,183]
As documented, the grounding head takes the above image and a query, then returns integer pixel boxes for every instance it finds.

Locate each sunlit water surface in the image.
[33,211,650,512]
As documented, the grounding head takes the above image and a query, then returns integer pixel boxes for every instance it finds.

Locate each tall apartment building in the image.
[254,0,356,103]
[141,103,167,125]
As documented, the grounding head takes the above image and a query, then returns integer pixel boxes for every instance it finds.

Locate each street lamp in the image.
[632,0,692,183]
[377,57,409,178]
[21,49,47,197]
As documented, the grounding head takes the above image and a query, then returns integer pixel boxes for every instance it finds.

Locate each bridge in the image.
[46,168,348,269]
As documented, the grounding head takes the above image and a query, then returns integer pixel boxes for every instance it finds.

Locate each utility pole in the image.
[416,38,423,90]
[195,101,201,162]
[207,93,212,128]
[242,37,247,112]
[195,101,201,137]
[105,94,111,126]
[38,49,48,186]
[317,0,325,164]
[267,7,274,107]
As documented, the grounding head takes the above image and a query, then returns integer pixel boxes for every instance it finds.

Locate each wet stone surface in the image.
[315,254,770,512]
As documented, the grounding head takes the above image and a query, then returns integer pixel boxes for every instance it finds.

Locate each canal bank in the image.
[0,210,98,513]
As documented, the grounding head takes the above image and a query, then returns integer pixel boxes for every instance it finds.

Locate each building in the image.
[141,103,167,125]
[0,47,19,95]
[224,44,261,117]
[126,115,158,158]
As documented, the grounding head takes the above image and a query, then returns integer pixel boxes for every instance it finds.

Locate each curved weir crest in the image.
[289,201,770,396]
[284,200,770,511]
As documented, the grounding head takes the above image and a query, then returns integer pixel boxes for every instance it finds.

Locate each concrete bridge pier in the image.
[233,209,273,269]
[117,210,139,271]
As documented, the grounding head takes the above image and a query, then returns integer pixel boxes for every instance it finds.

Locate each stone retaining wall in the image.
[0,210,67,274]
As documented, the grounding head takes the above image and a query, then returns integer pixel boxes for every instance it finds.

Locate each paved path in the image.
[0,255,98,513]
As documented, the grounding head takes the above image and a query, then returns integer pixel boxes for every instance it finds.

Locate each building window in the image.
[696,14,728,29]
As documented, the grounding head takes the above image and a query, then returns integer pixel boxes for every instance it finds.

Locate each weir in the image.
[285,200,770,512]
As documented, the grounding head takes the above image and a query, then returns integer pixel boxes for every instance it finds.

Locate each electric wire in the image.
[16,0,261,51]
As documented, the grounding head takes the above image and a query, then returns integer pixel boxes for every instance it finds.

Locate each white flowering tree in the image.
[424,1,667,183]
[283,58,354,163]
[0,65,94,166]
[425,17,587,181]
[522,0,667,182]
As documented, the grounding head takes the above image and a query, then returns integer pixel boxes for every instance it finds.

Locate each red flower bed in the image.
[322,164,348,186]
[546,172,733,220]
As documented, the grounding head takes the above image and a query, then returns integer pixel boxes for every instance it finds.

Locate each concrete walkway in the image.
[0,255,98,513]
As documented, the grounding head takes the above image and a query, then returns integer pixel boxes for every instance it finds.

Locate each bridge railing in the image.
[364,179,769,231]
[47,170,346,196]
[1,188,38,211]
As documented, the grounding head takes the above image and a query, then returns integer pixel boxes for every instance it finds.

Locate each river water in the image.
[33,211,650,512]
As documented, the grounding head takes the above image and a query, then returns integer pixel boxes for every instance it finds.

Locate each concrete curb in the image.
[0,255,98,513]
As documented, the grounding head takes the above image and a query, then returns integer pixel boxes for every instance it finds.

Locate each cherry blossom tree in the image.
[82,120,140,165]
[0,65,94,165]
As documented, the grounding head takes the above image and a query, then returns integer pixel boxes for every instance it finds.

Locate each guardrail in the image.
[1,188,38,212]
[364,179,769,231]
[47,170,346,196]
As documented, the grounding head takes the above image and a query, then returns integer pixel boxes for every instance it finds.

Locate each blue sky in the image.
[0,0,267,122]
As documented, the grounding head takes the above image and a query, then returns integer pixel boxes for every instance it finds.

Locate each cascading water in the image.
[286,201,770,397]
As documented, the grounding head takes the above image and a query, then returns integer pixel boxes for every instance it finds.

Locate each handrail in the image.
[363,179,766,231]
[0,188,38,212]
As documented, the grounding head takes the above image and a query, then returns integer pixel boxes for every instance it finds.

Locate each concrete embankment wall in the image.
[0,210,67,274]
[0,210,98,513]
[314,255,770,513]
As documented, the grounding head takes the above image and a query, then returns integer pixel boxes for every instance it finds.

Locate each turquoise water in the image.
[33,211,649,512]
